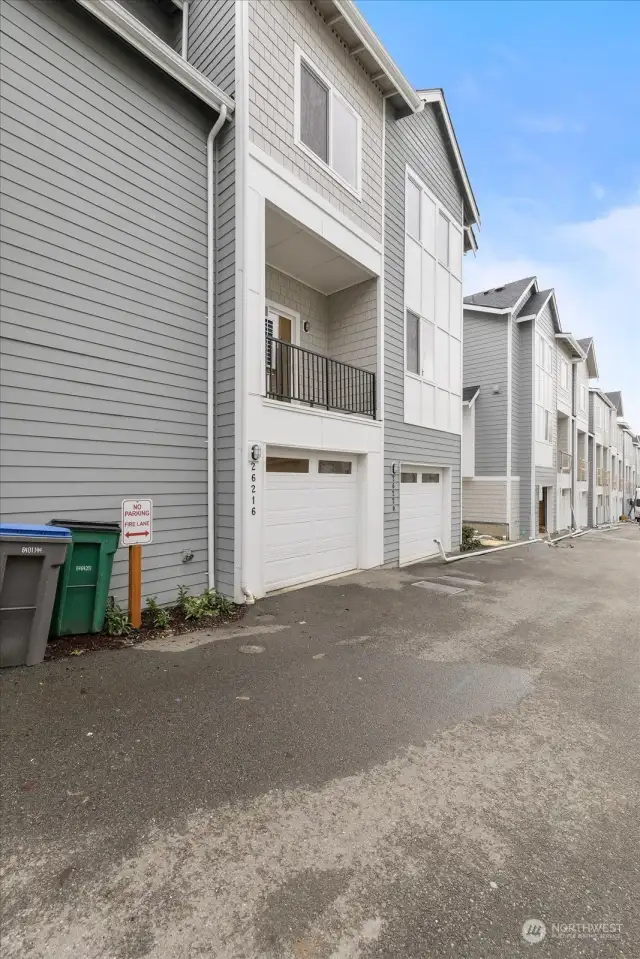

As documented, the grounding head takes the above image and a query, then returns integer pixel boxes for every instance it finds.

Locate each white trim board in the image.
[249,146,382,277]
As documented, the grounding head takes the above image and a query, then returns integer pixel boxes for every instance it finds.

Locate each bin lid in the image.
[0,523,72,539]
[49,519,121,532]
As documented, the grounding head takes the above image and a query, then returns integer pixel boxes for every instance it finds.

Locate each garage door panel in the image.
[265,451,358,590]
[399,467,444,564]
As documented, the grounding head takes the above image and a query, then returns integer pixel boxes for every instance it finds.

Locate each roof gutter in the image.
[75,0,235,115]
[332,1,422,113]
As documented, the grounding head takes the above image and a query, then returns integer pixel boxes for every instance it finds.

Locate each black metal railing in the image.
[265,336,376,418]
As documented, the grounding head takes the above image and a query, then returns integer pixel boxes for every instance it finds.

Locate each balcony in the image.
[557,450,572,473]
[265,337,376,418]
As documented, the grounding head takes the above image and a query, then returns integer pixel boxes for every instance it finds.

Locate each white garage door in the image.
[265,451,358,591]
[399,466,444,565]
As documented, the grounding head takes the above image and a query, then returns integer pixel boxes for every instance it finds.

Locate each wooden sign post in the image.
[128,545,142,628]
[121,498,153,628]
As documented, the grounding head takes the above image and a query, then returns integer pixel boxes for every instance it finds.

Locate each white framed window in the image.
[294,46,361,196]
[535,332,554,445]
[580,384,587,411]
[560,357,569,390]
[404,165,463,434]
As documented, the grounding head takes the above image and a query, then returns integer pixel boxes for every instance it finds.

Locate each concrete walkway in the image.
[1,526,639,958]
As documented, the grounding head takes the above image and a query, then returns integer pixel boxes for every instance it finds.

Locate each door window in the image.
[318,460,352,474]
[266,457,309,473]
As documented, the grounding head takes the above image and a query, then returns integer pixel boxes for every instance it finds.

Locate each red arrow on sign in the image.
[125,530,149,539]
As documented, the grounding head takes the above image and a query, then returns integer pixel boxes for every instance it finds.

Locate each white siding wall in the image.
[462,479,508,525]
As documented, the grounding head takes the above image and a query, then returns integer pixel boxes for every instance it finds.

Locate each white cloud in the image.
[465,201,640,429]
[516,114,585,134]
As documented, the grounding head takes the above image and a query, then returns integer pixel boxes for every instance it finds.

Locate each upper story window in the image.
[595,402,602,429]
[403,167,463,434]
[295,47,361,195]
[580,384,587,411]
[560,357,569,391]
[536,332,554,445]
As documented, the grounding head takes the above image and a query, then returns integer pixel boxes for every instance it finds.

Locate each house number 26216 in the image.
[250,469,257,515]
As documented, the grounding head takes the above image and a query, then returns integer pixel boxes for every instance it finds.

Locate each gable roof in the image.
[577,337,599,378]
[605,391,624,416]
[464,276,536,311]
[416,89,480,228]
[590,386,616,410]
[516,288,562,332]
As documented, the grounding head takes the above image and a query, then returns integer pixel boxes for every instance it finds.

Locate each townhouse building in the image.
[1,0,479,604]
[463,282,638,536]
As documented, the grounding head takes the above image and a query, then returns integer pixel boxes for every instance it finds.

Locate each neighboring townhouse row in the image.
[1,0,480,604]
[462,280,639,537]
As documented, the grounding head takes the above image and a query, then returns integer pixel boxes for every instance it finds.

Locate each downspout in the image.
[207,104,228,590]
[181,0,189,59]
[434,536,543,564]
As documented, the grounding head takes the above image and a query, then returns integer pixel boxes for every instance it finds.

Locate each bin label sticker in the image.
[22,546,43,554]
[121,499,153,546]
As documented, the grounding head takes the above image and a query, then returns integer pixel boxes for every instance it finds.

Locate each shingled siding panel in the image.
[384,102,464,562]
[186,0,236,596]
[0,0,214,605]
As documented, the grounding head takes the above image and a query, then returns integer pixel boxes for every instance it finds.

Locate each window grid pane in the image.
[406,311,420,375]
[300,63,329,163]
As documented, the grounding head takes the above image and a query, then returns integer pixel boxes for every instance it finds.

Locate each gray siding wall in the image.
[384,102,464,561]
[186,0,236,596]
[463,312,509,476]
[116,0,181,48]
[247,0,384,240]
[266,267,330,354]
[328,279,378,373]
[0,0,215,605]
[516,320,534,537]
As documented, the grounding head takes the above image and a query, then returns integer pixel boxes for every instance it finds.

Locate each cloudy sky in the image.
[359,0,640,429]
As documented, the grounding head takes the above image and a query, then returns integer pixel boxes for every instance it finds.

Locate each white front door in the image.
[399,466,444,564]
[264,450,358,591]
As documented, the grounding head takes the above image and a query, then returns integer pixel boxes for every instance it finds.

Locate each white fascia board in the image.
[589,387,616,410]
[463,304,511,315]
[511,278,538,316]
[555,333,586,359]
[334,1,422,113]
[75,0,235,115]
[416,88,480,227]
[464,225,478,254]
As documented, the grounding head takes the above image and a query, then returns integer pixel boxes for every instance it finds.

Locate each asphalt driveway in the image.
[1,526,639,958]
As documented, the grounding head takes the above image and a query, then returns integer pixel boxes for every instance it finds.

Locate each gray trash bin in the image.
[0,523,71,667]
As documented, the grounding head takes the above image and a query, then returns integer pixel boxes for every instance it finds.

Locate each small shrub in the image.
[104,597,132,636]
[460,525,483,553]
[176,584,190,614]
[182,594,216,623]
[145,596,171,629]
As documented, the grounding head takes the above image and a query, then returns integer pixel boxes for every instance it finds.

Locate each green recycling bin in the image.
[48,520,121,636]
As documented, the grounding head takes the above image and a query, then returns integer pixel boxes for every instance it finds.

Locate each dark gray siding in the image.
[462,311,509,475]
[187,0,236,596]
[0,0,214,605]
[116,0,181,48]
[384,102,463,561]
[515,320,534,537]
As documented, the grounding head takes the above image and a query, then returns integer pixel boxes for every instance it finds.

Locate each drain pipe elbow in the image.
[241,586,256,606]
